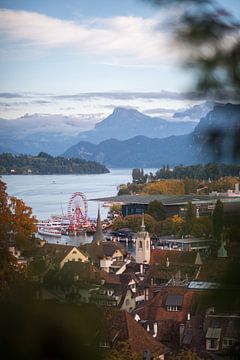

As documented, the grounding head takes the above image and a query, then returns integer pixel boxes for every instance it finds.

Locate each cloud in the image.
[52,90,207,101]
[0,92,27,99]
[0,9,177,66]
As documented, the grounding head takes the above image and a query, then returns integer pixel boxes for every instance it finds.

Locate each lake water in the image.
[2,168,156,254]
[2,169,133,220]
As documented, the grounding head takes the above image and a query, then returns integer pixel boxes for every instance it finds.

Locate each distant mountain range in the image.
[77,107,198,144]
[0,113,102,155]
[63,104,240,167]
[0,105,203,155]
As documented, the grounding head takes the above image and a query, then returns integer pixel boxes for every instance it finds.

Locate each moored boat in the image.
[38,227,62,237]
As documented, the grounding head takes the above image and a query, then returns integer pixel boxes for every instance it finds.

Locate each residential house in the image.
[42,243,88,269]
[102,309,168,359]
[81,241,126,272]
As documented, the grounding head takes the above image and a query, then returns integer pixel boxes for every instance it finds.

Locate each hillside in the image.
[0,152,110,175]
[63,103,240,167]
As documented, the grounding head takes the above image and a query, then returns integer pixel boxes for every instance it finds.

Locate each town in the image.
[1,166,240,360]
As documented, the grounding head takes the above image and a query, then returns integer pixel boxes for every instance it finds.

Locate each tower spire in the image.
[141,212,145,232]
[92,203,105,244]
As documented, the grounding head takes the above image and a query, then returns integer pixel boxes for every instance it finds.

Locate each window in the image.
[210,339,218,349]
[126,299,130,305]
[139,241,143,249]
[223,338,235,349]
[146,241,149,250]
[72,250,77,254]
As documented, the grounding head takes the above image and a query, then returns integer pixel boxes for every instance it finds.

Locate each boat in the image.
[37,215,70,232]
[38,227,62,237]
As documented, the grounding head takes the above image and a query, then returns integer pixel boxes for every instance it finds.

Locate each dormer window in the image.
[165,294,183,311]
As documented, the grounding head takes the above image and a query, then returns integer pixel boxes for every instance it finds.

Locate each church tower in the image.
[135,214,151,264]
[92,204,105,244]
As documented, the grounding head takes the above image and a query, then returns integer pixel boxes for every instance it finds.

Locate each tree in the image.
[132,168,146,184]
[105,341,141,360]
[0,180,37,250]
[172,215,185,236]
[168,350,202,360]
[185,201,196,235]
[192,216,213,239]
[112,214,157,233]
[212,199,224,244]
[147,200,167,221]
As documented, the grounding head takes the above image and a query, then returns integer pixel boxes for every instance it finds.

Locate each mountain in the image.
[173,101,216,121]
[63,134,194,167]
[63,103,240,167]
[77,107,197,144]
[0,113,102,155]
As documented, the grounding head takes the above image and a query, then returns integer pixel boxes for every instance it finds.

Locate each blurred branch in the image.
[142,0,240,96]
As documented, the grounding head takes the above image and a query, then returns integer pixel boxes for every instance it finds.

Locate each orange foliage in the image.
[143,179,185,195]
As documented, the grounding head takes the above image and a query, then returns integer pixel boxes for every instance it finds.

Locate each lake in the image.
[2,169,134,220]
[2,168,156,254]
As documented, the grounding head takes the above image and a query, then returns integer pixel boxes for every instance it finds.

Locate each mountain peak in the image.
[112,106,139,116]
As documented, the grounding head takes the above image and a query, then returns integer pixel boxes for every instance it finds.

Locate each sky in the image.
[0,0,239,120]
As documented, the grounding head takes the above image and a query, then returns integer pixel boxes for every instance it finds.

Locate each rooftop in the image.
[90,194,240,206]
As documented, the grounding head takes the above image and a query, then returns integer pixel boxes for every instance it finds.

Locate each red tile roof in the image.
[137,286,195,324]
[150,249,197,267]
[105,309,168,355]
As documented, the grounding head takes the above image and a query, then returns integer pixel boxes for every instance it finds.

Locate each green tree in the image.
[147,200,167,221]
[112,214,157,234]
[192,216,213,239]
[212,199,224,244]
[185,201,196,235]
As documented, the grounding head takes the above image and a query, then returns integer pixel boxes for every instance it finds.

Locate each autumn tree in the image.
[0,180,37,250]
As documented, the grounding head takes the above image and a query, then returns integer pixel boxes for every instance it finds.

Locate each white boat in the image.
[37,215,70,232]
[38,227,62,237]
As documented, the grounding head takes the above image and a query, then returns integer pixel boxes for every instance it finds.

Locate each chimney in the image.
[166,257,170,268]
[153,322,158,338]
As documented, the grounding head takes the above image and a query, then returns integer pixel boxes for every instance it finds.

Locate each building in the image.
[92,194,240,219]
[81,241,126,272]
[103,309,168,358]
[135,215,151,264]
[42,243,88,269]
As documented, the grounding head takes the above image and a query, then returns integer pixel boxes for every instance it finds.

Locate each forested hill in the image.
[0,152,110,175]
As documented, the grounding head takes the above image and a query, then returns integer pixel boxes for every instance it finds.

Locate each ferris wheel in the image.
[68,192,88,230]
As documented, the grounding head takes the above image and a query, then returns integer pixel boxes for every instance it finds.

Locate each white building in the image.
[135,215,151,264]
